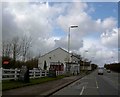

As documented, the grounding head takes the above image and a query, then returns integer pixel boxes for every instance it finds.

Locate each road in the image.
[52,69,119,95]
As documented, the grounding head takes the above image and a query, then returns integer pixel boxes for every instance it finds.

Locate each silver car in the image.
[107,69,111,73]
[98,68,104,75]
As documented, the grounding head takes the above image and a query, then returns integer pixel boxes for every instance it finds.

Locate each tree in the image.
[25,58,38,69]
[3,37,22,63]
[20,35,32,62]
[26,49,34,61]
[11,36,21,66]
[91,64,98,70]
[2,40,12,57]
[44,60,47,70]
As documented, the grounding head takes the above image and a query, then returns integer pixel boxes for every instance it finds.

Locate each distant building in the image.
[80,60,92,71]
[38,47,80,74]
[66,53,81,75]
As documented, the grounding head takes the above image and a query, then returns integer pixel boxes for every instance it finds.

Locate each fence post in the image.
[15,68,17,80]
[33,68,36,78]
[40,70,42,77]
[45,70,47,77]
[0,68,2,81]
[56,71,57,76]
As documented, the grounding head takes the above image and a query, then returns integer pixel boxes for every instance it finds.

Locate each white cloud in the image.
[54,36,83,51]
[32,36,60,55]
[55,1,118,66]
[2,2,62,53]
[2,2,118,66]
[102,17,117,31]
[2,2,63,39]
[57,2,117,41]
[101,28,118,48]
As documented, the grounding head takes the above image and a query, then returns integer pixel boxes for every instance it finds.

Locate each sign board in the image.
[3,61,9,64]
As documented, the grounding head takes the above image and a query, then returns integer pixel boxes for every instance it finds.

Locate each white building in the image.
[80,61,92,71]
[38,47,80,74]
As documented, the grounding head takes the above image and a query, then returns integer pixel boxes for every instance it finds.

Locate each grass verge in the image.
[2,75,65,91]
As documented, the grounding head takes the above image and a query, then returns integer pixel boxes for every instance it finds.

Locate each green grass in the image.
[2,75,65,91]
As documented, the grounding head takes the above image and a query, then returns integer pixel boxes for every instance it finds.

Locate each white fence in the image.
[2,68,49,80]
[1,68,64,80]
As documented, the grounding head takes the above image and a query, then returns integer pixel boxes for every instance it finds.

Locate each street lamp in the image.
[91,57,94,62]
[83,50,88,71]
[67,25,78,74]
[111,56,114,63]
[90,57,94,70]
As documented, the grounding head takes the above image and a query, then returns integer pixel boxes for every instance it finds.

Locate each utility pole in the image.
[67,25,78,75]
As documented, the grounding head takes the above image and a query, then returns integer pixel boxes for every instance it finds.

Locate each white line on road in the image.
[80,86,85,95]
[95,77,99,88]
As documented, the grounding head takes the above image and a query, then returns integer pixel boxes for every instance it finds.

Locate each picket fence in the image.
[1,68,64,80]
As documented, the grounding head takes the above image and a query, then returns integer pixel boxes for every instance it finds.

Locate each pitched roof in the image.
[40,47,69,58]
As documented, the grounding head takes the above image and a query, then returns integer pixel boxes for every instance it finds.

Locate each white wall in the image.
[38,48,71,71]
[87,65,92,70]
[70,63,80,74]
[80,65,91,70]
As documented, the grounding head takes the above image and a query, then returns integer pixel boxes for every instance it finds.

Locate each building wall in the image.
[38,48,71,70]
[80,65,92,70]
[49,64,64,71]
[87,65,92,70]
[70,63,80,74]
[71,56,79,63]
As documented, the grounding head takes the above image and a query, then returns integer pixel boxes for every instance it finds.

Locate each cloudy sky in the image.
[2,0,120,66]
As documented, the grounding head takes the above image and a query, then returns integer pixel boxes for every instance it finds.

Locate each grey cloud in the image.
[2,2,55,56]
[2,4,22,40]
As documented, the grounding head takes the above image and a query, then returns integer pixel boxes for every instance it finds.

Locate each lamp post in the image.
[67,25,78,74]
[111,56,114,64]
[83,50,88,71]
[91,57,94,62]
[90,57,94,70]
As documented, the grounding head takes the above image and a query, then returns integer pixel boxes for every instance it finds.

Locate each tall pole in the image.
[91,57,94,70]
[67,27,70,74]
[68,27,70,65]
[111,56,114,63]
[67,25,78,74]
[83,50,88,71]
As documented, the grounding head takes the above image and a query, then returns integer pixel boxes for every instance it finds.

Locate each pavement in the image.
[2,74,86,97]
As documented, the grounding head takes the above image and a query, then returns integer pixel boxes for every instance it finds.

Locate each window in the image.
[49,57,51,59]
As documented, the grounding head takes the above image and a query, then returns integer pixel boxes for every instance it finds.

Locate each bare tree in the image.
[26,49,34,61]
[11,36,21,64]
[2,40,12,57]
[20,35,32,62]
[2,35,32,64]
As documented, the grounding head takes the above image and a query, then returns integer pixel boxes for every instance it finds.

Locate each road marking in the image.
[80,86,85,95]
[95,77,99,88]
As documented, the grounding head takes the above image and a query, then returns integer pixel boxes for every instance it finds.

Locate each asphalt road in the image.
[52,69,119,95]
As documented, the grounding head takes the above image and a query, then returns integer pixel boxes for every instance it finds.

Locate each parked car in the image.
[107,69,111,73]
[98,68,104,75]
